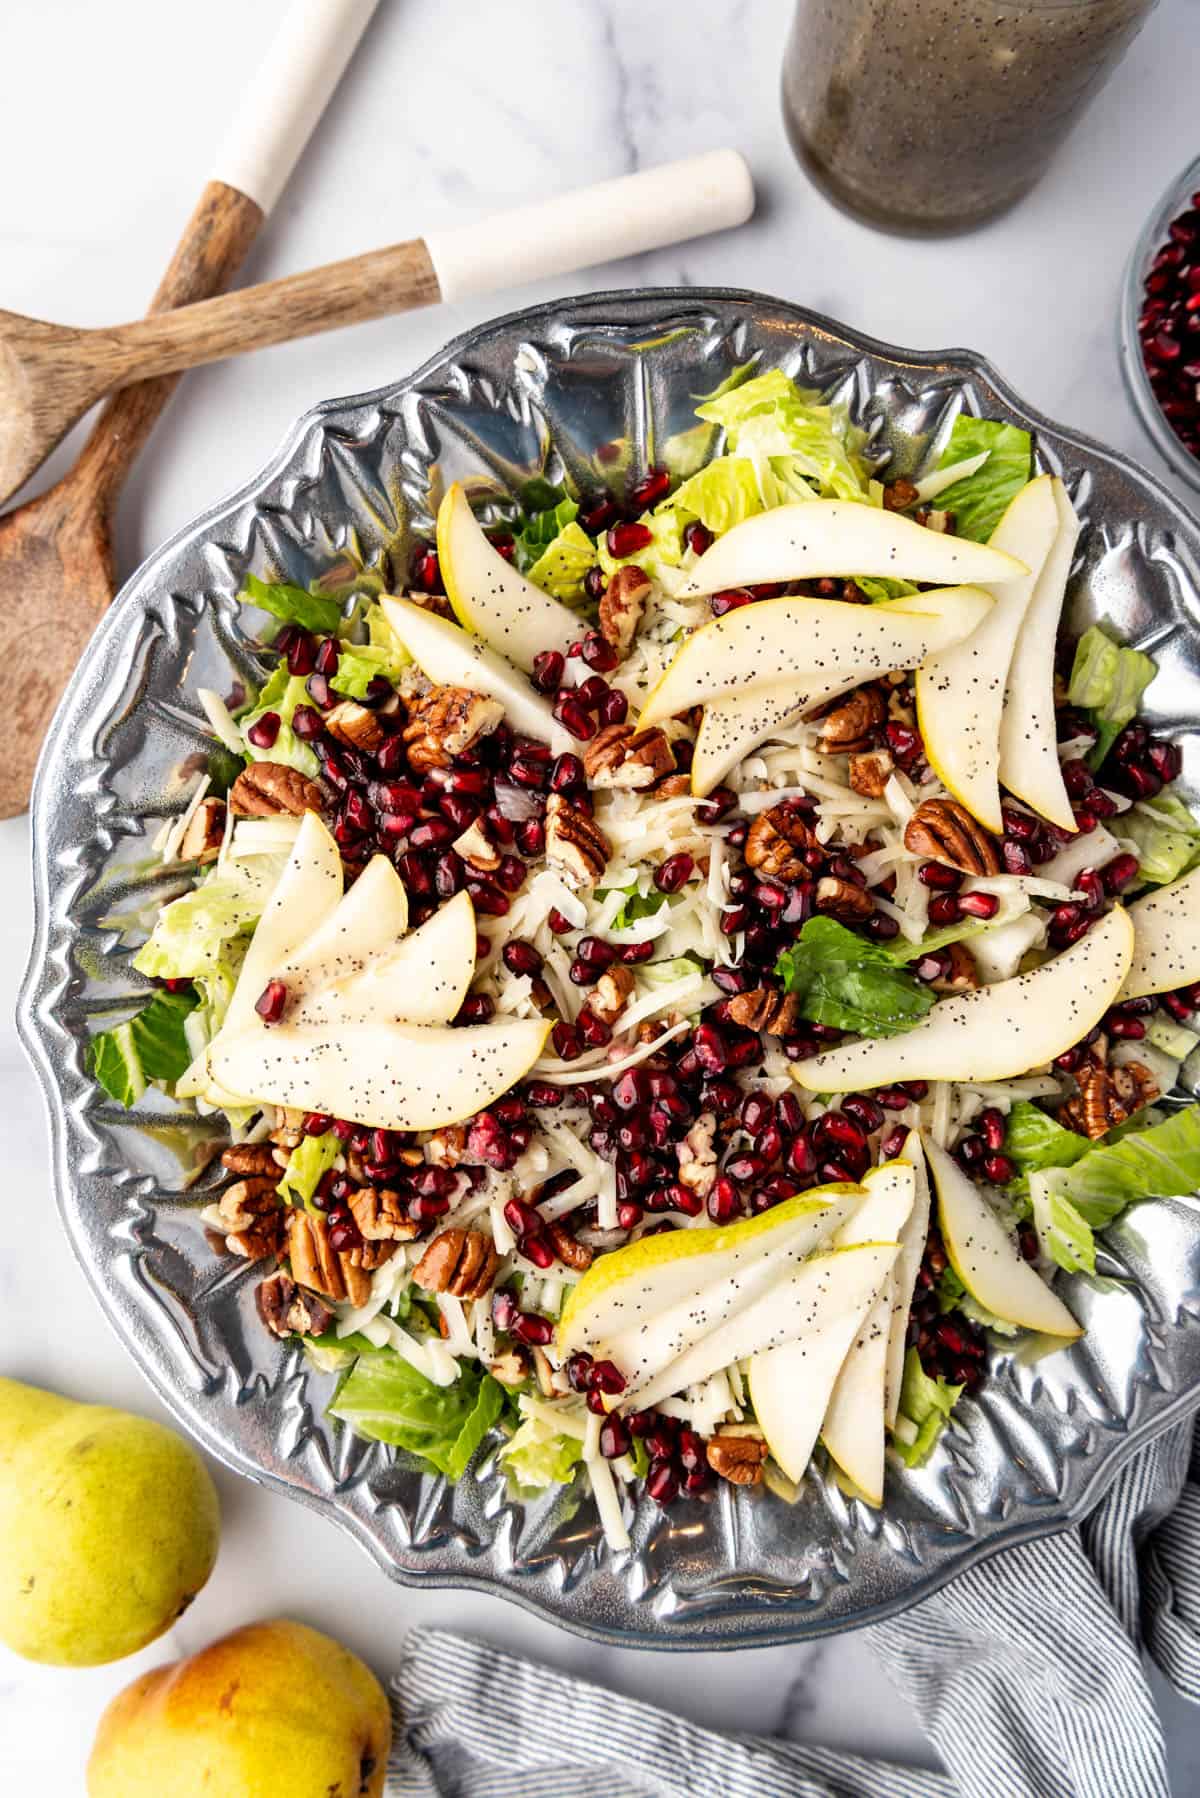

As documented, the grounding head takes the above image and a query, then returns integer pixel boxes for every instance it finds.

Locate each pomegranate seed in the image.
[778,1092,806,1135]
[927,893,962,924]
[306,671,335,709]
[577,1009,612,1047]
[302,1110,332,1136]
[617,1200,643,1230]
[977,1107,1005,1152]
[755,1122,784,1163]
[983,1153,1015,1184]
[1108,1014,1147,1039]
[629,466,671,510]
[584,565,608,602]
[655,852,694,893]
[411,546,443,593]
[707,1178,739,1223]
[886,722,921,759]
[575,675,610,710]
[553,693,596,741]
[619,939,655,965]
[880,1124,909,1159]
[549,752,585,795]
[710,588,756,617]
[314,636,340,676]
[841,1093,884,1133]
[246,711,280,749]
[683,521,713,556]
[601,689,629,725]
[607,521,653,559]
[493,854,526,893]
[813,1111,870,1177]
[741,1093,775,1133]
[956,1134,984,1169]
[531,649,565,693]
[502,940,543,978]
[457,994,495,1024]
[1003,840,1034,875]
[647,1459,679,1505]
[599,1415,631,1459]
[696,787,737,823]
[286,633,317,677]
[409,817,454,851]
[785,1131,816,1177]
[1149,741,1182,783]
[958,891,999,920]
[581,632,619,673]
[918,860,961,891]
[580,492,619,534]
[694,1022,729,1074]
[547,907,575,935]
[589,1359,627,1395]
[551,1021,581,1060]
[255,979,288,1024]
[513,1311,553,1346]
[875,1087,913,1111]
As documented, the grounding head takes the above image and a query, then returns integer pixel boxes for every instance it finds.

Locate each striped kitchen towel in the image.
[388,1417,1200,1798]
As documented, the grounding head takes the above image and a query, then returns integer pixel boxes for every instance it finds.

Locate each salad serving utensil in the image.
[0,0,382,822]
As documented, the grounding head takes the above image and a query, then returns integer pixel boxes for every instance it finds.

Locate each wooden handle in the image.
[68,182,264,521]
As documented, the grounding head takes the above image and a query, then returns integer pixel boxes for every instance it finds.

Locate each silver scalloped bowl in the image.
[19,291,1200,1649]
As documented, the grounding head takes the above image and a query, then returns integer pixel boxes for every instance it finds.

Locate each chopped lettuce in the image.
[277,1130,340,1210]
[239,572,343,637]
[330,1352,505,1480]
[88,988,199,1107]
[856,576,921,604]
[663,456,765,535]
[600,878,667,931]
[500,1419,585,1494]
[1003,1100,1092,1179]
[365,600,410,665]
[1041,1102,1200,1227]
[930,417,1032,542]
[1119,789,1200,886]
[513,491,579,574]
[1067,624,1157,769]
[775,917,935,1038]
[695,371,870,502]
[240,665,320,780]
[891,1348,963,1468]
[597,509,684,583]
[133,856,285,980]
[330,644,406,701]
[1028,1176,1097,1276]
[525,521,596,602]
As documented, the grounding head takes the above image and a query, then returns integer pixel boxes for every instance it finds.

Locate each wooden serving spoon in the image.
[0,0,382,820]
[0,149,754,818]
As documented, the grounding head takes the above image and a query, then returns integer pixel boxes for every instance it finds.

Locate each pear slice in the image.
[274,855,409,1010]
[223,811,343,1038]
[294,890,476,1028]
[209,1015,550,1131]
[558,1185,860,1356]
[639,588,994,727]
[379,595,555,741]
[997,478,1081,831]
[884,1131,933,1429]
[792,903,1133,1091]
[675,499,1027,598]
[437,482,581,672]
[924,1136,1080,1337]
[630,1242,898,1411]
[689,587,995,794]
[915,476,1060,830]
[749,1161,914,1489]
[1122,865,1200,999]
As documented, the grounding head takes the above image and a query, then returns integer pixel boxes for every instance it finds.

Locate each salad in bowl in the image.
[89,368,1200,1547]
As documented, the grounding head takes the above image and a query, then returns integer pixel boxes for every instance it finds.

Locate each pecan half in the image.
[546,793,611,887]
[220,1142,283,1179]
[706,1424,768,1487]
[599,564,652,654]
[285,1209,389,1306]
[724,986,801,1035]
[582,723,676,789]
[179,796,226,863]
[744,804,817,882]
[545,1218,593,1272]
[256,1271,333,1340]
[848,749,894,799]
[1060,1057,1160,1141]
[230,761,326,819]
[215,1177,285,1261]
[883,477,919,512]
[817,685,888,755]
[816,876,874,922]
[325,699,388,753]
[677,1113,718,1196]
[349,1186,419,1243]
[402,685,503,772]
[425,1124,468,1167]
[903,798,1001,876]
[412,1228,499,1299]
[588,964,635,1024]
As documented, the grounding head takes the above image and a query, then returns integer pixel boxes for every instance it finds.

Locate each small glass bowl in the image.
[1120,152,1200,494]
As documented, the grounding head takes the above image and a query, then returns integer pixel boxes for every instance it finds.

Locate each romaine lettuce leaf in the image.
[596,510,684,583]
[664,456,765,534]
[133,856,285,980]
[775,917,935,1037]
[1003,1100,1092,1178]
[240,666,320,780]
[513,491,580,575]
[891,1348,963,1467]
[695,372,870,502]
[525,521,596,601]
[240,573,343,637]
[856,576,921,604]
[1043,1103,1200,1226]
[1067,624,1157,769]
[366,600,410,664]
[1028,1176,1096,1276]
[330,1352,505,1480]
[500,1419,584,1493]
[1119,789,1200,886]
[330,645,405,701]
[88,988,199,1107]
[930,417,1032,542]
[277,1130,340,1210]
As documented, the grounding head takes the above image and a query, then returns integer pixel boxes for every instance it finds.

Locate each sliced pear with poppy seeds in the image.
[884,1131,933,1428]
[380,594,555,742]
[675,499,1026,597]
[223,810,343,1037]
[791,903,1133,1091]
[1122,864,1200,999]
[274,854,409,1011]
[294,890,477,1028]
[437,482,581,671]
[997,477,1081,831]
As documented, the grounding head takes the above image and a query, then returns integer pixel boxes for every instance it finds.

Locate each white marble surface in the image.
[1,0,1198,1791]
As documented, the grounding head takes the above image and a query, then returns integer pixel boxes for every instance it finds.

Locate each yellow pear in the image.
[87,1619,393,1798]
[0,1377,219,1665]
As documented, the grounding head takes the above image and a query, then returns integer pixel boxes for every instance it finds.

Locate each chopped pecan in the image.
[402,685,503,772]
[349,1186,419,1243]
[220,1142,283,1179]
[904,798,1001,876]
[744,804,817,882]
[1060,1057,1160,1140]
[599,564,652,654]
[340,1239,396,1306]
[817,685,888,754]
[285,1209,389,1307]
[931,941,980,994]
[230,761,326,819]
[883,477,920,512]
[256,1271,333,1340]
[848,749,895,799]
[546,794,611,887]
[489,1348,530,1387]
[216,1177,285,1261]
[179,796,226,863]
[588,963,635,1025]
[916,506,954,534]
[677,1113,718,1196]
[815,876,874,922]
[425,1124,468,1167]
[453,818,500,873]
[724,986,801,1035]
[325,699,388,753]
[545,1218,593,1272]
[582,724,676,789]
[412,1228,499,1299]
[656,772,692,797]
[706,1424,768,1487]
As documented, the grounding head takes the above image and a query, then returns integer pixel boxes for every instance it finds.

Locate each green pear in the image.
[0,1377,219,1665]
[87,1619,393,1798]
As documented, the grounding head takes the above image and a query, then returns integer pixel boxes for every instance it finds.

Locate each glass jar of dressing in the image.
[782,0,1159,235]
